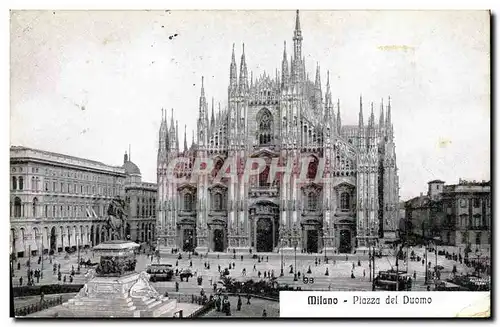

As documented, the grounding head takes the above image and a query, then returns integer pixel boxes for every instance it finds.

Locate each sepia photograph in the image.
[8,8,491,319]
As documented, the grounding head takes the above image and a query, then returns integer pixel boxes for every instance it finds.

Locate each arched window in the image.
[307,157,318,180]
[19,177,24,190]
[213,193,223,211]
[32,177,36,191]
[184,193,193,211]
[307,192,317,211]
[258,109,272,145]
[340,192,350,211]
[32,198,38,217]
[12,176,17,190]
[14,197,22,217]
[35,177,40,191]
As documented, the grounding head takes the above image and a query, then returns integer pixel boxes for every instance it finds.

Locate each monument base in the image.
[56,241,178,318]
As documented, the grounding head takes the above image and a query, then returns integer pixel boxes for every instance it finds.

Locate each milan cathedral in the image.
[157,10,399,255]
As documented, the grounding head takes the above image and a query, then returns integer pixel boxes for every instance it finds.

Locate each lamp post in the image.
[293,240,298,282]
[280,235,284,277]
[77,238,81,273]
[41,238,44,279]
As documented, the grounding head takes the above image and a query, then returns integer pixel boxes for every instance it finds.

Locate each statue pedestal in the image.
[56,241,178,318]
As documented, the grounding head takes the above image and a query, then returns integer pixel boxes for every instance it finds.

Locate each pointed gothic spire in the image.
[229,44,237,92]
[336,100,341,131]
[295,9,301,31]
[183,125,187,152]
[358,94,364,125]
[239,43,248,93]
[210,97,215,128]
[325,70,331,107]
[175,120,179,150]
[315,63,321,88]
[379,98,385,128]
[191,129,195,146]
[369,102,375,127]
[386,96,392,125]
[170,108,175,132]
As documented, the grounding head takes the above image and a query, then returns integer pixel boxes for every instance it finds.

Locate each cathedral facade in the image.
[157,11,399,254]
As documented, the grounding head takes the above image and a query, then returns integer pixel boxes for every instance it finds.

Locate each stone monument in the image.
[55,198,178,317]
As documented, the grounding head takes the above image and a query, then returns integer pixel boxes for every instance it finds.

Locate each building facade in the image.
[157,11,400,254]
[9,146,156,258]
[405,179,491,250]
[122,153,157,245]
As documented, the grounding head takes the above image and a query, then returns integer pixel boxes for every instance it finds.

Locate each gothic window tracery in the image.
[258,109,273,145]
[307,191,318,211]
[184,193,193,211]
[340,192,350,211]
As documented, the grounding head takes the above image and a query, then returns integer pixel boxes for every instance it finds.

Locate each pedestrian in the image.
[63,275,67,283]
[363,270,366,278]
[264,271,267,278]
[246,294,251,305]
[218,265,221,272]
[258,271,261,278]
[36,273,40,283]
[69,275,73,283]
[17,262,20,270]
[351,270,355,279]
[413,271,417,279]
[19,276,23,286]
[58,271,61,281]
[262,309,267,317]
[164,291,169,298]
[328,283,331,291]
[325,268,329,276]
[232,262,235,269]
[176,260,178,267]
[190,260,193,267]
[241,255,243,261]
[213,283,217,293]
[237,295,242,311]
[175,281,179,292]
[266,256,269,262]
[40,292,45,305]
[253,264,256,271]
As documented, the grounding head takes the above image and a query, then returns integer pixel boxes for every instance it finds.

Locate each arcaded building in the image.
[156,11,400,254]
[9,146,156,257]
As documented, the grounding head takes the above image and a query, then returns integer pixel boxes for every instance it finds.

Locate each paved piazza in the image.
[12,246,479,295]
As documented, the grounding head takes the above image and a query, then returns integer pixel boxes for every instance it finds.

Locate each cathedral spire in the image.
[369,102,375,128]
[315,63,321,89]
[191,129,195,147]
[239,43,248,93]
[358,95,364,127]
[379,98,385,128]
[184,124,187,152]
[210,97,215,129]
[337,99,342,131]
[170,108,175,133]
[229,44,238,93]
[386,96,392,126]
[295,9,301,31]
[199,76,206,110]
[175,120,179,151]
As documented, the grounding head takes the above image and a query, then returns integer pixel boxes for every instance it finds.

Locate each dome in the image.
[123,160,141,175]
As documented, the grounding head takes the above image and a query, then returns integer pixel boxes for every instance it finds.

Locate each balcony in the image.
[249,185,279,198]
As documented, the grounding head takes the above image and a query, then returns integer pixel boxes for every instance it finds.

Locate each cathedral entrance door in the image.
[183,229,195,252]
[213,229,224,252]
[306,229,319,253]
[256,218,273,252]
[339,229,352,253]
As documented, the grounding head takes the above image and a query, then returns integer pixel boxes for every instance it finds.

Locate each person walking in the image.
[237,295,242,311]
[246,294,251,305]
[262,309,267,317]
[19,276,23,286]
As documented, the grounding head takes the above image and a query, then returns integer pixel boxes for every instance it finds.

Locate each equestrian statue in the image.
[106,197,127,240]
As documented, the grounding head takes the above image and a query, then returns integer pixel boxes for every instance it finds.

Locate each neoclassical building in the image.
[9,146,156,258]
[157,11,399,254]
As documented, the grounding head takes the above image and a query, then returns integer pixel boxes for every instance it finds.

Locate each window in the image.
[32,177,36,191]
[258,109,273,145]
[45,182,48,191]
[32,198,38,217]
[460,199,467,208]
[12,176,17,190]
[213,193,223,211]
[340,192,350,211]
[19,177,24,190]
[14,197,22,217]
[473,198,480,208]
[307,192,317,211]
[45,205,48,217]
[184,193,193,211]
[53,182,56,192]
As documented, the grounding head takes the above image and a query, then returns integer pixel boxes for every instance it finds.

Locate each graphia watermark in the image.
[161,154,349,185]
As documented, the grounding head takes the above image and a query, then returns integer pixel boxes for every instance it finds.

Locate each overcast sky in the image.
[10,10,490,200]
